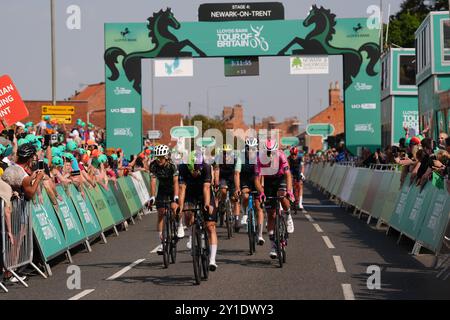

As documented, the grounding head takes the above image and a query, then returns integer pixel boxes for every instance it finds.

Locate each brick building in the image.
[300,81,344,152]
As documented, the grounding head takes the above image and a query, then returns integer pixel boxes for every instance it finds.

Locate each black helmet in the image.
[18,143,37,159]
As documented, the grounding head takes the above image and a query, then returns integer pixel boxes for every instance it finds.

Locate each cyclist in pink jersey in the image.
[254,138,295,259]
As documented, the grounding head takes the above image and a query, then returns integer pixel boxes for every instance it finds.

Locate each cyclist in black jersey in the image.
[213,144,241,232]
[288,146,307,213]
[234,137,266,245]
[178,150,218,271]
[148,145,180,255]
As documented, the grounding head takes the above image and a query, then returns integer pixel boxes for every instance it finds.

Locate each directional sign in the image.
[196,137,216,147]
[281,136,299,146]
[306,123,335,138]
[42,115,72,124]
[170,126,199,139]
[42,105,75,115]
[147,130,162,139]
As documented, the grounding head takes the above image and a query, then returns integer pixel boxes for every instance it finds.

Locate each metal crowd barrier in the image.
[1,197,47,293]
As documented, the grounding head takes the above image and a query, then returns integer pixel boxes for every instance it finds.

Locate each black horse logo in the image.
[278,5,380,90]
[104,8,206,94]
[120,27,130,38]
[353,23,363,33]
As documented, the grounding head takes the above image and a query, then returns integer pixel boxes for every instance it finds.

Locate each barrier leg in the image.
[29,262,48,279]
[45,263,52,277]
[386,226,391,236]
[397,233,403,245]
[411,242,422,256]
[113,226,119,237]
[8,269,28,288]
[101,232,107,244]
[0,281,8,293]
[122,221,129,231]
[358,210,363,220]
[367,215,372,225]
[130,217,136,225]
[85,240,92,253]
[66,250,73,264]
[376,219,384,229]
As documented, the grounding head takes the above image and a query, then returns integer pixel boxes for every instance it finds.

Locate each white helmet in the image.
[245,137,258,148]
[154,144,169,157]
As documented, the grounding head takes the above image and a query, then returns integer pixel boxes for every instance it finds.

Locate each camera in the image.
[38,160,45,170]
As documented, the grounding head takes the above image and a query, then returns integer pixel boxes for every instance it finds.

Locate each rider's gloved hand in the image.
[287,191,295,203]
[258,192,266,203]
[147,196,155,207]
[174,195,179,204]
[300,173,306,182]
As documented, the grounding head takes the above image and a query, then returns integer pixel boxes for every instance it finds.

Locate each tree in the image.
[187,114,226,137]
[385,0,448,48]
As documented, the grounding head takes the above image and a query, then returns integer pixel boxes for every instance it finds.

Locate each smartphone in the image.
[130,155,135,162]
[38,160,45,170]
[7,129,14,142]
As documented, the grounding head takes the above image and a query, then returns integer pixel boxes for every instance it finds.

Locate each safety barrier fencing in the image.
[305,162,450,256]
[0,173,151,292]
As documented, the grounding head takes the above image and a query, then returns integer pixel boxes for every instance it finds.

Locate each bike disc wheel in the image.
[163,213,170,268]
[191,224,202,285]
[275,213,283,268]
[201,229,210,280]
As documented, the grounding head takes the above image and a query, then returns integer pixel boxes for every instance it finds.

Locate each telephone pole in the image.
[188,101,191,125]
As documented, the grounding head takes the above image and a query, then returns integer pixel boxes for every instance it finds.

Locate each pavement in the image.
[1,183,449,300]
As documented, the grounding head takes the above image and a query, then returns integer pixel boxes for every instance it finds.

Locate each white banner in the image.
[290,56,329,75]
[154,58,194,77]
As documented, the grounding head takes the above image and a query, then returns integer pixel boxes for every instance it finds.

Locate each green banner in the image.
[31,190,67,261]
[105,7,381,156]
[55,186,87,248]
[389,179,415,232]
[117,177,140,216]
[85,186,116,231]
[416,189,450,252]
[68,184,102,239]
[100,184,126,224]
[126,175,146,208]
[361,170,383,213]
[110,181,133,220]
[392,96,419,145]
[379,171,401,222]
[369,171,394,219]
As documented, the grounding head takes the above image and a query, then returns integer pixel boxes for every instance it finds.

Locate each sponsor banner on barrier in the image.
[134,171,151,204]
[416,190,450,252]
[55,186,87,248]
[389,178,415,232]
[400,183,435,239]
[369,171,394,219]
[379,171,401,222]
[339,166,358,203]
[31,190,67,261]
[85,186,116,231]
[110,181,133,220]
[128,175,147,207]
[100,185,126,224]
[353,169,373,209]
[118,178,140,215]
[361,170,383,213]
[68,185,102,239]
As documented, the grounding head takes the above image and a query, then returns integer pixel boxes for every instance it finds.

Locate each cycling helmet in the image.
[222,144,233,152]
[263,139,278,151]
[17,143,37,159]
[245,137,258,148]
[290,146,298,155]
[154,144,170,157]
[52,156,64,167]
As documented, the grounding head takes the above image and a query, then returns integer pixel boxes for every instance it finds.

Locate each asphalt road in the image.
[1,184,449,300]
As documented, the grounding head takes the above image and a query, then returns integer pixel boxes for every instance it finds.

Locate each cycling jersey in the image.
[235,153,257,189]
[288,155,303,181]
[255,150,289,178]
[213,155,236,182]
[178,163,212,202]
[150,161,178,195]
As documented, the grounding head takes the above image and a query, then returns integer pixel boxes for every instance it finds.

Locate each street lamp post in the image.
[51,0,56,106]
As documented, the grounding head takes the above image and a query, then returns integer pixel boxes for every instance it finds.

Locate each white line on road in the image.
[150,245,160,253]
[322,236,335,249]
[68,289,95,300]
[312,223,324,233]
[333,256,346,273]
[106,258,146,281]
[342,284,355,300]
[305,214,314,222]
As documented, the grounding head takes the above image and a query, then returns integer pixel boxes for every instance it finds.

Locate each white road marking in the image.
[106,258,146,281]
[322,236,335,249]
[342,284,355,300]
[333,256,346,273]
[312,223,324,233]
[305,214,314,222]
[68,289,95,300]
[150,246,159,253]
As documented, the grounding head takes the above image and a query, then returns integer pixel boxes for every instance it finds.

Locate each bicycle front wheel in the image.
[191,224,202,285]
[170,216,177,264]
[247,208,255,255]
[163,211,171,268]
[201,228,210,280]
[275,212,283,268]
[225,200,233,239]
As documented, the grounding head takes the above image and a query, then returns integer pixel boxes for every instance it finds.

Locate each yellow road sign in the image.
[42,105,75,115]
[42,115,72,124]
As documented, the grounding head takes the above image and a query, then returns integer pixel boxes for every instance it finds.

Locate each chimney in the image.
[329,81,341,106]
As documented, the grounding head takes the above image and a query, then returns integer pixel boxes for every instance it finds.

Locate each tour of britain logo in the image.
[217,25,269,51]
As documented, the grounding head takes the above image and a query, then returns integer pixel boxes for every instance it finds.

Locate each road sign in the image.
[42,105,75,115]
[147,130,162,139]
[306,123,335,138]
[170,126,199,139]
[199,2,285,21]
[225,57,259,77]
[281,137,299,146]
[42,115,72,124]
[196,137,216,147]
[0,75,29,130]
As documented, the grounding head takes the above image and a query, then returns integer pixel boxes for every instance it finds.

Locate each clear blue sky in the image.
[0,0,403,125]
